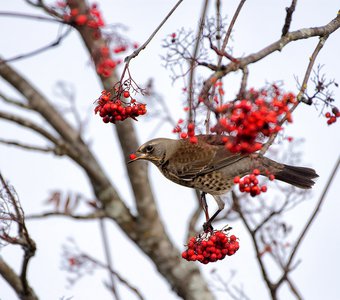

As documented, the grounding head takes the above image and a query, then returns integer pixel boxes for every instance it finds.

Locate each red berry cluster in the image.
[325,107,339,125]
[113,45,127,54]
[94,90,146,123]
[96,46,122,77]
[60,3,105,29]
[234,169,273,197]
[54,2,138,78]
[180,123,198,144]
[182,230,239,264]
[172,118,184,134]
[212,87,296,153]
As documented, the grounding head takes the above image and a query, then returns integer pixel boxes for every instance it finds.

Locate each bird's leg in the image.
[200,192,214,232]
[203,196,225,232]
[199,192,210,222]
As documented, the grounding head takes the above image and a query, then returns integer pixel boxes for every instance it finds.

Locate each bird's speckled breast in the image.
[159,166,233,195]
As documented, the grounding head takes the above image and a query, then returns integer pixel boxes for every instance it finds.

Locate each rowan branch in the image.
[260,34,329,154]
[188,0,210,123]
[0,257,38,300]
[0,111,62,146]
[0,26,72,63]
[0,91,31,109]
[281,0,298,36]
[217,0,246,66]
[0,11,64,23]
[0,138,60,154]
[99,219,120,300]
[199,12,340,100]
[124,0,184,64]
[232,191,276,297]
[0,59,81,143]
[278,155,340,285]
[83,254,145,300]
[0,173,37,299]
[238,66,249,99]
[26,210,106,220]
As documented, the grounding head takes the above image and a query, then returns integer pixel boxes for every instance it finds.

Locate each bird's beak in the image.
[128,151,147,164]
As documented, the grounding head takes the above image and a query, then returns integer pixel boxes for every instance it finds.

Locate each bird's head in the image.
[129,138,176,166]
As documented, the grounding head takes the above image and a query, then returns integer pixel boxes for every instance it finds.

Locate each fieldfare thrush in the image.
[129,134,318,229]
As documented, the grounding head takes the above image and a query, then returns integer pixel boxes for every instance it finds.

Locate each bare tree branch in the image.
[0,173,38,300]
[188,0,210,123]
[280,155,340,284]
[217,0,246,66]
[260,34,329,154]
[83,254,145,300]
[123,0,184,64]
[99,219,120,300]
[0,138,59,154]
[0,11,64,23]
[232,191,276,298]
[0,91,31,109]
[26,210,106,220]
[282,0,298,36]
[0,257,38,300]
[0,27,72,63]
[200,12,340,100]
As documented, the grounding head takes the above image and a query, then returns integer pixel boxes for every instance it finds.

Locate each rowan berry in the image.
[75,14,88,26]
[129,153,137,160]
[123,91,130,98]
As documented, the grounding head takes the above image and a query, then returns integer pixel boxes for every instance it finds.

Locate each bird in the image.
[129,134,318,230]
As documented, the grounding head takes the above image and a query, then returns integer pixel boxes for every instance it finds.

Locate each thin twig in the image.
[0,172,36,297]
[238,66,249,99]
[282,155,340,281]
[124,0,184,64]
[0,92,31,109]
[231,191,275,296]
[0,138,58,154]
[0,110,64,147]
[281,0,298,36]
[83,254,145,300]
[26,210,106,220]
[286,276,303,300]
[260,35,329,155]
[217,0,246,66]
[1,27,72,63]
[204,0,245,131]
[0,257,38,300]
[0,11,64,23]
[188,0,210,123]
[99,219,120,300]
[199,13,340,102]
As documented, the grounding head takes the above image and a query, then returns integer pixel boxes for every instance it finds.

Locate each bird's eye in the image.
[145,145,154,153]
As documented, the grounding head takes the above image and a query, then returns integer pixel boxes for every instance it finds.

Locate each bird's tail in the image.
[259,156,318,189]
[274,164,318,189]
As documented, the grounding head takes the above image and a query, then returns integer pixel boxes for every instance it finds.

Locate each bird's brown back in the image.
[159,135,254,194]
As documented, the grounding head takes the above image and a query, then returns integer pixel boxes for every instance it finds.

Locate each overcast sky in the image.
[0,1,340,299]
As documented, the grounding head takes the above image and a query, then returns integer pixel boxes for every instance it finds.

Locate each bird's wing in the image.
[163,135,245,181]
